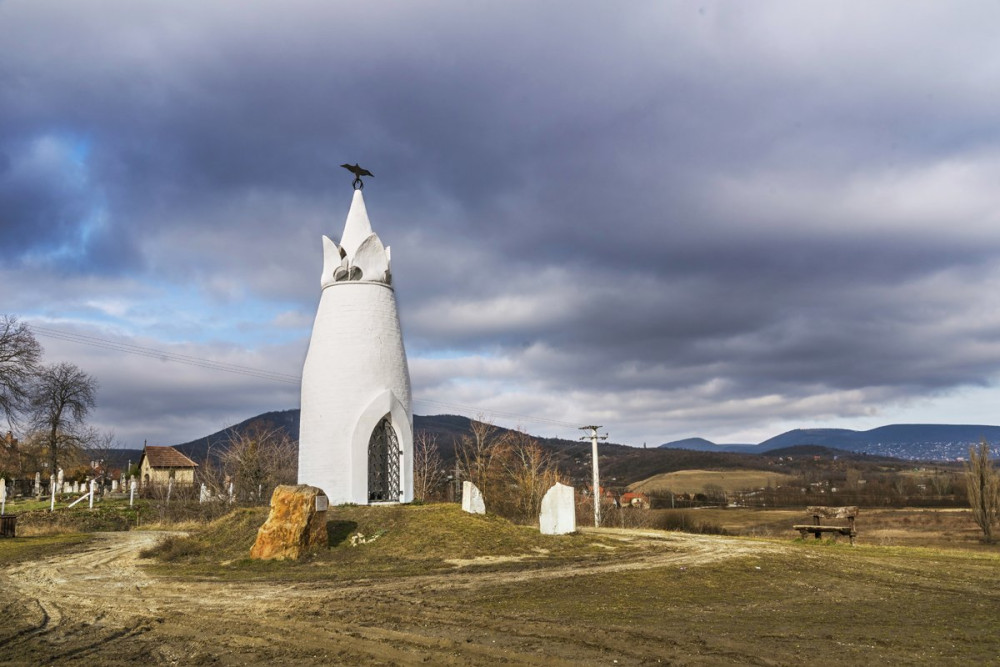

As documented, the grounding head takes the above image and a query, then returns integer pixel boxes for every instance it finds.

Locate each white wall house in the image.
[297,189,413,504]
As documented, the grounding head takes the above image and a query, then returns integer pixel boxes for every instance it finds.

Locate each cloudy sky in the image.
[3,1,1000,449]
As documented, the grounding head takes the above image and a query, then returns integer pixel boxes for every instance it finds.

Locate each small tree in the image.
[965,440,1000,543]
[455,416,505,505]
[29,362,98,473]
[413,431,446,501]
[220,423,296,504]
[497,429,560,522]
[0,315,42,428]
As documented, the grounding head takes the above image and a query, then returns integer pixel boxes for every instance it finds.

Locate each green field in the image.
[630,468,797,494]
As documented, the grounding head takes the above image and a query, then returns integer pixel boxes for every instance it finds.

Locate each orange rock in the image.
[250,485,329,560]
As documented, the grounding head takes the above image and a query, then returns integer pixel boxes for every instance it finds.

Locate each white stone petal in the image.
[321,235,344,286]
[352,233,390,284]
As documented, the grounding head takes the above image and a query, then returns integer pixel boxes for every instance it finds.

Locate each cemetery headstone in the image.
[539,482,576,535]
[461,481,486,515]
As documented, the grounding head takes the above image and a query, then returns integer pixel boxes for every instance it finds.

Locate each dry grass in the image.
[141,503,622,581]
[629,468,796,494]
[647,506,995,550]
[0,533,93,565]
[477,542,1000,664]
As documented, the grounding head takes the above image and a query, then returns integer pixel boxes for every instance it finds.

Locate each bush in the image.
[17,501,150,535]
[139,535,203,561]
[651,510,729,536]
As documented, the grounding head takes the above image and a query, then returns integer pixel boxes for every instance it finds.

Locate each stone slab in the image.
[461,481,486,514]
[539,482,576,535]
[250,485,329,560]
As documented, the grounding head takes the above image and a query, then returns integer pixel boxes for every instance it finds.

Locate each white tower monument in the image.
[298,171,413,504]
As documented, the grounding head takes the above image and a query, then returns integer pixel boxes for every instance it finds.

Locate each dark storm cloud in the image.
[4,1,1000,444]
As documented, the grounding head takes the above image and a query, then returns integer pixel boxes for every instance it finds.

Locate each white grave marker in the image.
[539,482,576,535]
[461,481,486,515]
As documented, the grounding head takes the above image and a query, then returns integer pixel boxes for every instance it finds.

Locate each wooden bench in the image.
[793,506,858,545]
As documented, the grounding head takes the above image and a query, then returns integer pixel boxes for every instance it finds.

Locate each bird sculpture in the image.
[341,163,373,189]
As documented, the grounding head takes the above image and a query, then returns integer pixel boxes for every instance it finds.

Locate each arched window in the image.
[368,416,400,502]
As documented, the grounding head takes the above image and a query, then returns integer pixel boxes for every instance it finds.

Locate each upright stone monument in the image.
[539,483,576,535]
[250,485,329,560]
[461,481,486,515]
[298,172,413,505]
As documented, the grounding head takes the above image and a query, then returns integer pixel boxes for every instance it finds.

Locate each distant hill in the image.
[172,409,300,463]
[660,437,755,452]
[661,424,1000,461]
[167,410,804,487]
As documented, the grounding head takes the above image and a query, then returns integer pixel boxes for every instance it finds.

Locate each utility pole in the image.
[580,425,608,527]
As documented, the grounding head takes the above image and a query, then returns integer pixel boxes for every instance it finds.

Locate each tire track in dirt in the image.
[1,528,788,665]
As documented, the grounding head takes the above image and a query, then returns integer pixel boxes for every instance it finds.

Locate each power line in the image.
[30,323,585,431]
[412,398,580,429]
[31,325,301,385]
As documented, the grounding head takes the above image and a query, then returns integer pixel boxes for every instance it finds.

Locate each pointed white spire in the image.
[340,189,373,259]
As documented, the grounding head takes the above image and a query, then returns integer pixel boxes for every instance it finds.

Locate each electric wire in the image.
[32,325,301,385]
[30,323,585,430]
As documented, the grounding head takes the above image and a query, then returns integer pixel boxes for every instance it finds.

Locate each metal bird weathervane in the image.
[341,163,373,190]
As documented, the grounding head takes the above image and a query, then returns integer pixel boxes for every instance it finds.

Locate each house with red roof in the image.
[138,445,198,486]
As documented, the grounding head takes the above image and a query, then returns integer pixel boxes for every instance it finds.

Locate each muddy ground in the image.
[0,529,783,665]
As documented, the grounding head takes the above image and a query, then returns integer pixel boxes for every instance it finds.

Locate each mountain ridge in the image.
[661,423,1000,460]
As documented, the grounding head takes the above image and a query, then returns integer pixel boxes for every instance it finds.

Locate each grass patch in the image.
[142,502,625,582]
[474,541,1000,663]
[630,468,796,495]
[16,500,151,535]
[138,507,268,563]
[0,533,93,565]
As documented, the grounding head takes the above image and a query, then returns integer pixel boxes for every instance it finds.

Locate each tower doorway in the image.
[368,415,400,502]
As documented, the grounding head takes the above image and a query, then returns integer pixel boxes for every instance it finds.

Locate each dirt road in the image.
[1,529,784,665]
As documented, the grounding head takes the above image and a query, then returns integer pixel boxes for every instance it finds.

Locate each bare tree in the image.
[498,429,560,522]
[413,431,446,501]
[29,362,98,473]
[455,416,506,506]
[0,315,42,428]
[965,439,1000,543]
[220,422,297,503]
[83,429,121,486]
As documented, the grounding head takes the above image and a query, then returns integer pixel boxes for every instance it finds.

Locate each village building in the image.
[620,492,651,509]
[138,445,198,486]
[298,177,414,505]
